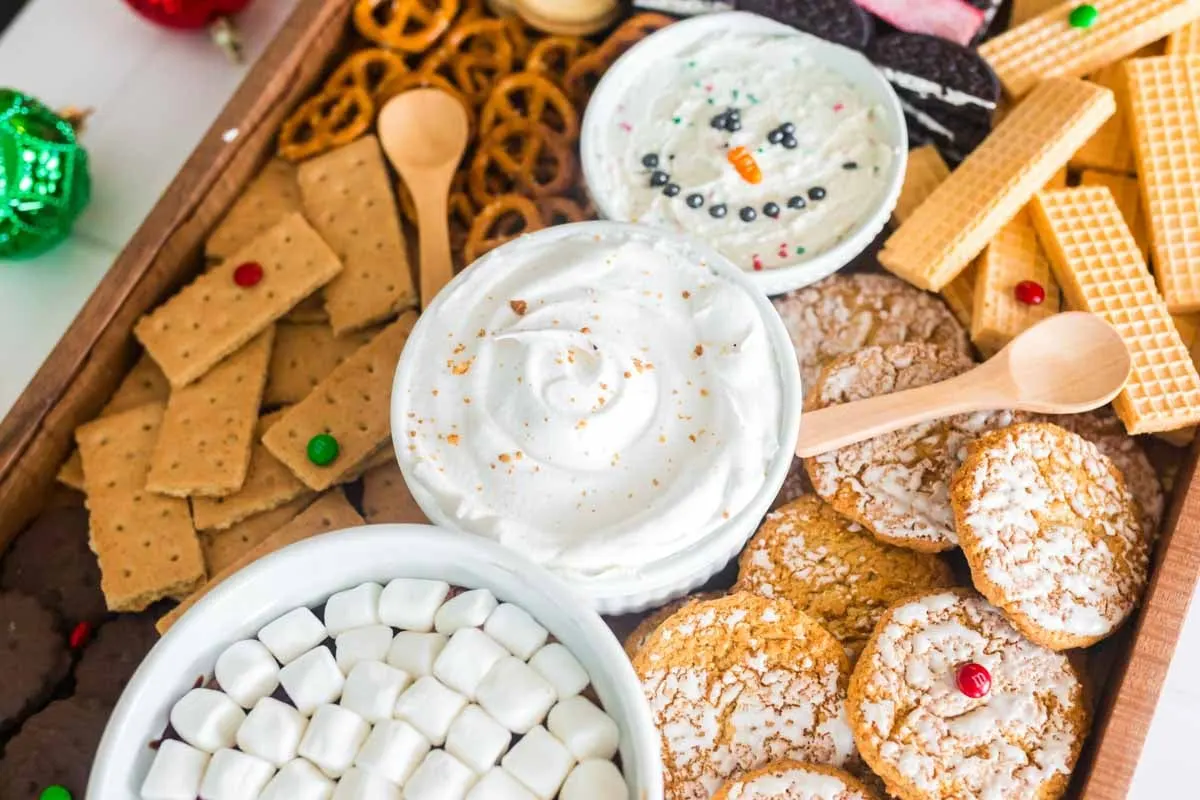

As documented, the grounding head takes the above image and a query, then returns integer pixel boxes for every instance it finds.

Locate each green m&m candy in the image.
[1069,4,1099,28]
[307,433,339,466]
[40,787,72,800]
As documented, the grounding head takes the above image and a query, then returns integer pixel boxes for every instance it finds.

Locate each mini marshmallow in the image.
[336,625,395,673]
[465,769,537,800]
[298,703,371,779]
[215,639,281,709]
[546,696,619,761]
[324,582,383,636]
[198,748,275,800]
[528,644,589,700]
[260,759,336,800]
[279,646,345,715]
[394,676,467,745]
[259,607,328,665]
[387,632,446,677]
[500,726,574,800]
[236,696,308,766]
[333,767,401,800]
[169,688,245,753]
[433,628,508,698]
[341,661,412,722]
[559,761,628,800]
[434,589,497,635]
[483,604,548,661]
[445,705,512,775]
[355,719,430,785]
[404,750,478,800]
[476,657,555,735]
[140,740,210,800]
[379,578,450,632]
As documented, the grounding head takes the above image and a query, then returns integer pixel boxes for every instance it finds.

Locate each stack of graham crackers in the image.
[884,0,1200,444]
[57,135,429,632]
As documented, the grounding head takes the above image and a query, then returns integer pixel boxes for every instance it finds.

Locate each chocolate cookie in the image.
[75,612,161,706]
[737,0,874,51]
[2,505,106,624]
[0,590,71,732]
[0,697,113,799]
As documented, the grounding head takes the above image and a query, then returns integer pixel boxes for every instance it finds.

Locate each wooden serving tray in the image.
[0,2,1195,797]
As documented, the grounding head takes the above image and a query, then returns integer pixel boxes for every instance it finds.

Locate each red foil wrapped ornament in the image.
[122,0,254,61]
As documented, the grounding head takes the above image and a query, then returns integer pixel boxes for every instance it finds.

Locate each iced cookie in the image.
[736,495,956,657]
[622,591,722,660]
[772,274,969,393]
[951,423,1151,650]
[633,593,856,799]
[848,590,1088,800]
[712,760,879,800]
[804,343,1019,552]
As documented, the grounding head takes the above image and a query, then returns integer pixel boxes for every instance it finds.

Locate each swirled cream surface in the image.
[394,229,783,579]
[590,30,894,272]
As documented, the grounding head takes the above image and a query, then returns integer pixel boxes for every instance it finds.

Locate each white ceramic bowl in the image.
[88,525,664,800]
[391,221,802,615]
[581,11,908,297]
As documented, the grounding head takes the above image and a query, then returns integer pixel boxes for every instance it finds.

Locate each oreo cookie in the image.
[0,590,71,734]
[0,697,113,798]
[737,0,874,50]
[965,0,1005,43]
[869,32,1000,162]
[633,0,734,13]
[2,506,107,625]
[75,612,160,706]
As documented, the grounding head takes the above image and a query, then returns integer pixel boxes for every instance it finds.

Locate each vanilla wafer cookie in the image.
[1031,186,1200,433]
[205,159,303,261]
[712,761,880,800]
[979,0,1200,98]
[849,590,1089,800]
[736,496,956,658]
[971,209,1061,356]
[879,79,1114,291]
[1009,0,1060,26]
[1168,19,1200,50]
[952,423,1151,649]
[893,145,950,225]
[634,593,856,799]
[622,591,722,661]
[1069,42,1164,174]
[940,263,978,328]
[805,343,1021,552]
[1126,55,1200,312]
[1079,169,1150,258]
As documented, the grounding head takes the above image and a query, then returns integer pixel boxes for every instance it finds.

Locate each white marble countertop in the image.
[0,1,1195,793]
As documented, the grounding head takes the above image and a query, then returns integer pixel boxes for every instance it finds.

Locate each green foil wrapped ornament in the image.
[0,89,91,260]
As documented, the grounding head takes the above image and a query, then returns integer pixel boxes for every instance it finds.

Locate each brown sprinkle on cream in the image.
[510,299,528,315]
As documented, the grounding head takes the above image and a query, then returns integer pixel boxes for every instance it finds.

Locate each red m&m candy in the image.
[956,662,992,698]
[1014,280,1045,306]
[233,261,264,288]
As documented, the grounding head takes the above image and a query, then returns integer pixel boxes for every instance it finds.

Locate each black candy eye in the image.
[686,193,704,209]
[808,186,826,201]
[763,202,780,218]
[767,130,784,145]
[788,195,807,210]
[782,136,798,149]
[650,171,670,187]
[781,122,795,135]
[843,161,858,170]
[642,153,659,169]
[663,183,681,197]
[739,206,757,222]
[710,204,728,218]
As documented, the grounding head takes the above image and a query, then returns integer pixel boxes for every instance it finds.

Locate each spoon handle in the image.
[413,181,455,311]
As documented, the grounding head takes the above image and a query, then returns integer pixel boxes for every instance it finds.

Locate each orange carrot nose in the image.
[727,146,762,185]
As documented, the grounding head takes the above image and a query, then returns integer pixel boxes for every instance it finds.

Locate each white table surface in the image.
[0,1,1194,793]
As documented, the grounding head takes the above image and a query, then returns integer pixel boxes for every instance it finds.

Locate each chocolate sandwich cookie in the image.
[0,590,71,733]
[0,697,114,800]
[868,32,999,162]
[2,506,107,625]
[737,0,875,51]
[75,612,161,706]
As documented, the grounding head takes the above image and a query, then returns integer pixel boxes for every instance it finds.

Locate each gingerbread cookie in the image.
[771,274,969,395]
[633,593,856,799]
[712,760,880,800]
[0,591,71,732]
[952,423,1151,650]
[849,590,1088,800]
[1,505,106,624]
[737,496,956,658]
[804,343,1020,552]
[0,697,114,798]
[75,612,161,706]
[622,591,722,660]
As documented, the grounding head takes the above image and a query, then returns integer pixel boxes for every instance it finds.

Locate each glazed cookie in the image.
[849,591,1088,800]
[952,423,1151,650]
[633,593,856,799]
[737,496,957,658]
[804,343,1020,552]
[771,274,969,394]
[713,760,880,800]
[0,590,71,732]
[622,591,722,660]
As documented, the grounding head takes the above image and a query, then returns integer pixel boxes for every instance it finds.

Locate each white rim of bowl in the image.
[580,11,909,297]
[391,221,802,615]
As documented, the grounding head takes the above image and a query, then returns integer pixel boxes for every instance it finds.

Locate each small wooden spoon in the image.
[378,89,470,310]
[795,312,1132,458]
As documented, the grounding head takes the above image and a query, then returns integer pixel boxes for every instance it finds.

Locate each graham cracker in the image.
[336,444,395,485]
[283,293,330,324]
[265,322,378,407]
[1032,186,1200,434]
[979,0,1200,98]
[1070,44,1164,175]
[879,78,1115,291]
[893,145,950,225]
[263,313,417,492]
[76,404,206,612]
[297,136,417,335]
[135,212,342,388]
[1079,169,1151,258]
[1168,19,1200,51]
[1125,55,1200,312]
[201,495,314,575]
[205,159,304,262]
[147,328,275,498]
[362,460,429,525]
[191,410,314,531]
[158,489,364,633]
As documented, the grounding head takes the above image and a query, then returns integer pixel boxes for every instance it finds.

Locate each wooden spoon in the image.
[378,89,470,310]
[795,312,1132,458]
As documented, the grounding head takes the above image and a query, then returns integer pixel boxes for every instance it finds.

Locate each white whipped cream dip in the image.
[393,225,785,581]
